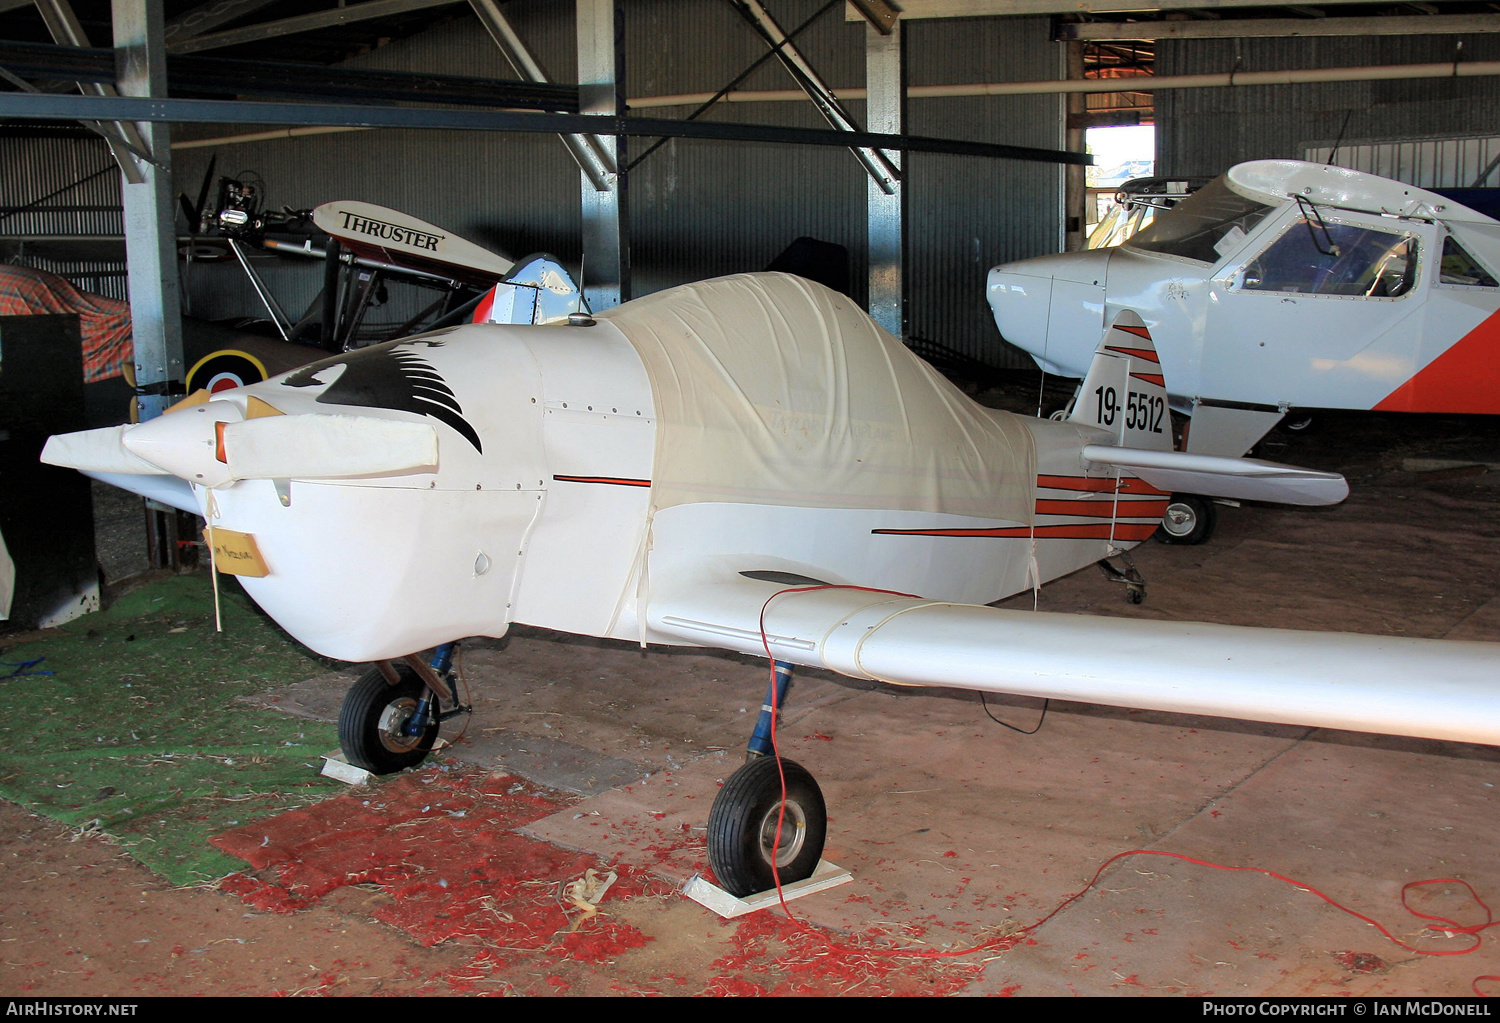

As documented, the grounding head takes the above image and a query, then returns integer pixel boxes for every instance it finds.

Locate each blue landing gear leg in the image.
[746,660,795,761]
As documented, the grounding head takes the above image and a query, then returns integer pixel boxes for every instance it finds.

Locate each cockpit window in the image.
[1126,176,1274,263]
[1438,235,1499,287]
[1241,220,1417,298]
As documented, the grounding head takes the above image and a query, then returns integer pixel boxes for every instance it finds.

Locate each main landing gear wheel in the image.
[338,664,440,774]
[1155,493,1217,546]
[707,756,827,898]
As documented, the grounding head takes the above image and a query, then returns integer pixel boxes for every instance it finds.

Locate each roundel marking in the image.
[186,349,270,395]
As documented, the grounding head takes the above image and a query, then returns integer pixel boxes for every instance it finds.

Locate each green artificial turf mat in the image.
[0,573,345,884]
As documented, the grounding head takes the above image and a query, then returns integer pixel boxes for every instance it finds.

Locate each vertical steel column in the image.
[576,0,629,311]
[865,18,905,339]
[1063,41,1088,252]
[113,0,184,421]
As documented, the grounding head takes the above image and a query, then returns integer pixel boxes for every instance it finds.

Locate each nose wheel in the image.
[337,643,469,774]
[338,664,440,774]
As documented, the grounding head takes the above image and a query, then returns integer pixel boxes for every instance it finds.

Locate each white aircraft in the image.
[40,273,1500,898]
[988,160,1500,498]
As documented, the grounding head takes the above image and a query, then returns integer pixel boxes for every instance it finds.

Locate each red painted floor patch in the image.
[212,767,656,991]
[209,765,1001,995]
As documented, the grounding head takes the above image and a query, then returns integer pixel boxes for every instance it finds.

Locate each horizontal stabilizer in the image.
[1081,444,1349,506]
[41,426,168,476]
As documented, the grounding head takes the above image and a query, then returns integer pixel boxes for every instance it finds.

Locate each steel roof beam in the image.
[0,92,1091,165]
[1059,12,1500,41]
[733,0,900,195]
[0,40,580,111]
[166,0,464,55]
[163,0,281,45]
[850,0,1403,17]
[31,0,147,183]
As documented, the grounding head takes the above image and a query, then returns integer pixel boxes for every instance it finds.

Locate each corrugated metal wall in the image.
[1304,136,1500,189]
[1156,34,1500,180]
[904,16,1062,362]
[0,132,127,298]
[14,2,1065,366]
[167,1,1064,366]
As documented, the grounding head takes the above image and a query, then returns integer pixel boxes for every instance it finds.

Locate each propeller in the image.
[176,154,217,234]
[43,396,439,488]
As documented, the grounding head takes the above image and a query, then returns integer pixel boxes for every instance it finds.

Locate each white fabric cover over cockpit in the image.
[603,273,1035,523]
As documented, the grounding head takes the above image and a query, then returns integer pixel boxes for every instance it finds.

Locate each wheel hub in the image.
[376,698,426,754]
[1162,503,1196,535]
[757,800,807,869]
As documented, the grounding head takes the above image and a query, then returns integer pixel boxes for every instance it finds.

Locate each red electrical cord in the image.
[751,585,1500,988]
[754,584,916,918]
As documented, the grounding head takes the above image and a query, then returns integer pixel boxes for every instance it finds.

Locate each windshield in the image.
[1127,175,1275,264]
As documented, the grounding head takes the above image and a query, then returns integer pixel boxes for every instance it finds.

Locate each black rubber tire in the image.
[338,665,439,774]
[1155,493,1217,546]
[707,756,826,898]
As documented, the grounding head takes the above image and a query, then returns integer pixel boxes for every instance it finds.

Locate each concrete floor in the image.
[250,413,1500,995]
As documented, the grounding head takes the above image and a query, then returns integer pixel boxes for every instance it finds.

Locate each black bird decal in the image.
[281,339,482,453]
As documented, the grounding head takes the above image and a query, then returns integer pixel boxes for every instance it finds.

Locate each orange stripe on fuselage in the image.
[1035,498,1169,518]
[872,473,1168,540]
[1037,474,1115,492]
[1036,474,1169,497]
[873,523,1159,541]
[1374,305,1500,413]
[553,475,652,487]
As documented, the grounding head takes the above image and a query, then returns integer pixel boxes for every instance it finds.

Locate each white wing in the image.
[646,565,1500,747]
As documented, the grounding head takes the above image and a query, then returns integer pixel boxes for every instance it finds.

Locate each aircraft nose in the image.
[985,265,1049,348]
[45,397,440,490]
[991,248,1112,288]
[987,249,1111,376]
[125,402,438,486]
[123,400,244,487]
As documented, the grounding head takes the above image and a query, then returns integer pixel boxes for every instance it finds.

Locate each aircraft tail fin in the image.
[1068,309,1173,452]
